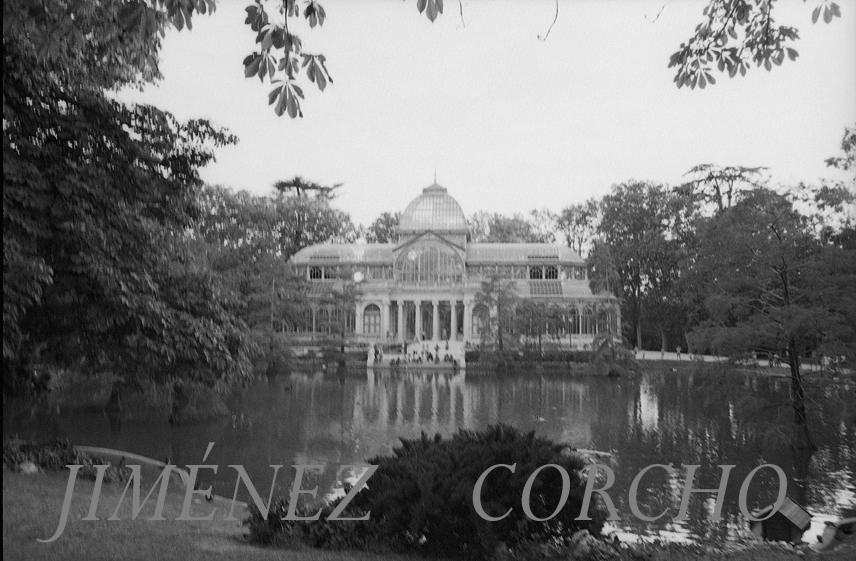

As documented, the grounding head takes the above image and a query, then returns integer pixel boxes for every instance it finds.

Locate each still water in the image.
[5,367,855,542]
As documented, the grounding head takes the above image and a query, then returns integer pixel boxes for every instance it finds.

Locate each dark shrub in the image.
[350,425,605,558]
[3,437,130,482]
[246,424,606,560]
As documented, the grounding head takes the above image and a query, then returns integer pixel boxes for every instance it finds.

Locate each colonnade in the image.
[354,297,476,342]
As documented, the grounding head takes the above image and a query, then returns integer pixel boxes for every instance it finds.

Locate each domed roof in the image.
[399,183,468,233]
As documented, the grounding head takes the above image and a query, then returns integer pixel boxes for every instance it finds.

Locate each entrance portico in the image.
[387,296,467,343]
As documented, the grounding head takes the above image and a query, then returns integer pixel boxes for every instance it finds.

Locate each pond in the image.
[4,366,855,543]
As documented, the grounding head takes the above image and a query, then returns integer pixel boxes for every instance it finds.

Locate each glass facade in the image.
[395,242,464,283]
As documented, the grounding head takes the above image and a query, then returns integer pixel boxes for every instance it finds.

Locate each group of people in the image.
[388,352,456,366]
[385,341,458,368]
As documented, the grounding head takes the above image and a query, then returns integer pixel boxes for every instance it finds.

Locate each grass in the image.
[1,469,432,561]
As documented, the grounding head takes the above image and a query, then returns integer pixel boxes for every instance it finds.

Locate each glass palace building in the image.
[289,183,619,356]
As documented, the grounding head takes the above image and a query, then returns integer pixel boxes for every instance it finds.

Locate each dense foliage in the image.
[3,0,253,393]
[246,425,606,560]
[193,184,359,372]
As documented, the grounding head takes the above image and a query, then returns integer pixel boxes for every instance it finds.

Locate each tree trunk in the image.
[787,338,815,450]
[635,311,642,351]
[660,326,667,354]
[270,277,275,330]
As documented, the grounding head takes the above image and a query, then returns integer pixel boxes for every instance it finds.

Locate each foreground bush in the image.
[246,424,607,559]
[3,438,130,482]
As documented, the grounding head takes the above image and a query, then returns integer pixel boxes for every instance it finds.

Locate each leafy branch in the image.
[669,0,841,90]
[242,0,444,117]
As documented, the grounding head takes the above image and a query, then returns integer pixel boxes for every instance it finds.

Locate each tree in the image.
[468,212,550,243]
[273,176,342,199]
[195,184,357,315]
[528,209,558,244]
[670,0,843,90]
[677,164,768,215]
[592,181,677,350]
[271,194,359,259]
[474,276,519,352]
[688,187,855,448]
[514,300,565,355]
[315,282,360,367]
[556,199,600,258]
[4,0,251,392]
[366,212,402,243]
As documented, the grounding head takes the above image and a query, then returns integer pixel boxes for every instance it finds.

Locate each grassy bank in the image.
[2,469,435,561]
[4,464,854,561]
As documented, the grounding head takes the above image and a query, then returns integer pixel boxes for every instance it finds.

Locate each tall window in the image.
[569,308,580,334]
[597,309,609,334]
[529,267,543,280]
[395,242,463,283]
[309,266,323,279]
[317,309,330,333]
[544,265,558,279]
[581,307,594,335]
[363,304,381,334]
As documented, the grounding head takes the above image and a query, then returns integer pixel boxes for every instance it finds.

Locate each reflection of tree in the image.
[591,370,855,540]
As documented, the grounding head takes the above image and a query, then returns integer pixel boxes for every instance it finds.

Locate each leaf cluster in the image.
[669,0,841,90]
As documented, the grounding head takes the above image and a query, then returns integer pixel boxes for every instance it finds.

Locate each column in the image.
[415,299,422,339]
[381,300,390,340]
[450,300,458,341]
[311,305,317,333]
[397,300,405,342]
[463,299,472,340]
[355,303,363,335]
[432,299,440,341]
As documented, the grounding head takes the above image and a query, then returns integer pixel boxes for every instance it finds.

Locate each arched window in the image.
[581,307,594,335]
[317,309,330,333]
[395,242,464,283]
[568,308,580,334]
[529,266,543,280]
[363,304,381,334]
[596,309,609,334]
[544,265,559,280]
[309,266,323,280]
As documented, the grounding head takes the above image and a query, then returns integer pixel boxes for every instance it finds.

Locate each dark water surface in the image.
[5,367,855,542]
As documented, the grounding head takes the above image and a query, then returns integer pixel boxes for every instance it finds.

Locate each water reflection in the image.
[4,368,854,542]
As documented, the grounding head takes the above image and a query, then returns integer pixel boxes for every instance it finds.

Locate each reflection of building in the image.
[288,183,618,353]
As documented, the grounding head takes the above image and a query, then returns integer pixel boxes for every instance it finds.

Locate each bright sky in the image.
[120,0,856,227]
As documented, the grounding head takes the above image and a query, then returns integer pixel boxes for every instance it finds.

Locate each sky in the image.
[119,0,856,227]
